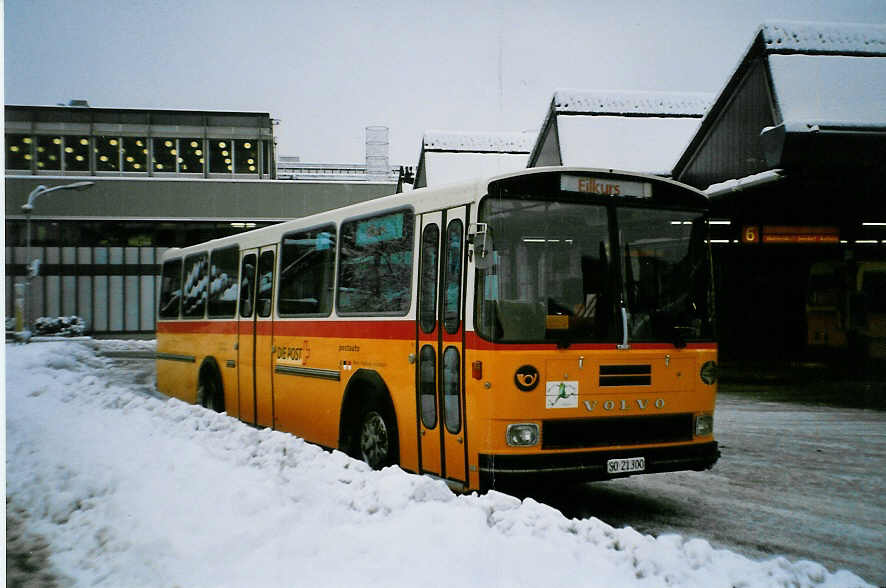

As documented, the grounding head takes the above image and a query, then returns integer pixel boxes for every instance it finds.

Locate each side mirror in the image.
[468,223,494,269]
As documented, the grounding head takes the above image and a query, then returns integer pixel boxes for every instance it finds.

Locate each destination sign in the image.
[561,175,652,198]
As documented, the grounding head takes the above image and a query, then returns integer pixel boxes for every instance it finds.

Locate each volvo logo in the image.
[583,398,665,412]
[514,365,539,392]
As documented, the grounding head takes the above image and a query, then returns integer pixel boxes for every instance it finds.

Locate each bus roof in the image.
[161,167,708,260]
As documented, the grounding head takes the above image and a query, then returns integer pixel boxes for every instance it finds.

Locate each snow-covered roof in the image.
[555,115,703,174]
[674,20,886,182]
[760,21,886,56]
[416,151,529,188]
[422,130,536,153]
[552,90,712,117]
[769,54,886,125]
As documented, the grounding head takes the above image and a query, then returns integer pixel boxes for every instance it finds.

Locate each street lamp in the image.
[20,181,95,336]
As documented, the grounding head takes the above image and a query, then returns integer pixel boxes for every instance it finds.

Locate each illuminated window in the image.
[64,136,90,171]
[6,134,32,170]
[122,137,147,172]
[235,140,258,174]
[95,136,120,171]
[210,139,233,173]
[153,137,176,172]
[37,136,62,171]
[179,138,204,173]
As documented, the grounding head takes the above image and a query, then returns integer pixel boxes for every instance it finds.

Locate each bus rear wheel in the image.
[357,407,397,470]
[197,371,224,413]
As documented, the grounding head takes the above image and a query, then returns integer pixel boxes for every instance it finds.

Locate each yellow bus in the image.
[156,167,719,491]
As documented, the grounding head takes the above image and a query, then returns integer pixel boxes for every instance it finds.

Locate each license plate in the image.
[607,456,645,474]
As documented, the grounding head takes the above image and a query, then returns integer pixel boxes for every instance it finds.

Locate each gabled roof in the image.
[527,90,712,172]
[673,21,886,185]
[413,130,535,188]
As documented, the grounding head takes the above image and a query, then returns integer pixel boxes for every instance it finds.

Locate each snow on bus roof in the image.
[552,90,713,117]
[760,21,886,55]
[422,130,536,153]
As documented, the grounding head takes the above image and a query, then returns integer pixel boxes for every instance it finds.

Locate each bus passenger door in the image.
[439,207,467,485]
[416,207,468,486]
[237,249,258,425]
[417,213,443,477]
[237,246,276,428]
[254,246,277,428]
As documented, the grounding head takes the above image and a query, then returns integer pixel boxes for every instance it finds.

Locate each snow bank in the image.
[5,341,872,587]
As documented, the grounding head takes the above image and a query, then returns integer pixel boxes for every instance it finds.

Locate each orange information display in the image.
[763,226,840,244]
[156,168,720,492]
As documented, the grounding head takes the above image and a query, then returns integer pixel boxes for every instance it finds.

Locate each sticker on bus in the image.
[546,381,579,408]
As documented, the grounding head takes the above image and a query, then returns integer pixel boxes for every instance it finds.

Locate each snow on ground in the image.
[5,340,873,588]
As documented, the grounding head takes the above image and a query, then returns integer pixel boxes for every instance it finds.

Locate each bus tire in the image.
[356,401,398,470]
[197,361,224,413]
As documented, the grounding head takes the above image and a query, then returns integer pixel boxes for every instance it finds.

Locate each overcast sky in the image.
[5,0,885,166]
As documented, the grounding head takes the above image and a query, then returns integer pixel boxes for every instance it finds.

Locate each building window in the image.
[210,139,233,174]
[6,134,32,170]
[122,137,148,172]
[235,140,258,174]
[95,136,120,171]
[180,138,204,174]
[37,135,62,171]
[64,135,90,172]
[153,138,177,172]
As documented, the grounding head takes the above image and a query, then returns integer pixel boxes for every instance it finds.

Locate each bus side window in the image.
[208,245,239,318]
[279,225,336,316]
[158,258,183,319]
[239,253,257,318]
[338,208,414,315]
[256,250,275,318]
[182,252,209,318]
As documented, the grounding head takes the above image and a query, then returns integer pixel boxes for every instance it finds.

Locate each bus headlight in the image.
[700,361,718,385]
[695,414,714,437]
[506,423,539,447]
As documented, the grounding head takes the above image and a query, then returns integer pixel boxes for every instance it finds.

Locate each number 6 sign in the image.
[742,225,760,244]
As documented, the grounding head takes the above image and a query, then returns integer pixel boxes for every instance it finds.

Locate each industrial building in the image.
[4,105,397,333]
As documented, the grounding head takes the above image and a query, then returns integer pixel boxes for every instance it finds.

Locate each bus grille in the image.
[541,414,694,450]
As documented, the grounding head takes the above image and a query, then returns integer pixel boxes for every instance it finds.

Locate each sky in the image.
[5,0,886,167]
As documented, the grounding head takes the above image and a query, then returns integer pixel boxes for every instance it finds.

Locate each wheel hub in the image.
[360,411,389,468]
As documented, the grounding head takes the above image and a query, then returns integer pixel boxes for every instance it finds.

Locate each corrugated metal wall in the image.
[6,246,167,334]
[676,59,776,189]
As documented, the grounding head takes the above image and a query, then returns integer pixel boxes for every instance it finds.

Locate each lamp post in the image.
[20,181,95,336]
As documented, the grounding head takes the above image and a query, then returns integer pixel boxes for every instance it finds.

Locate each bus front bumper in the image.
[478,441,719,490]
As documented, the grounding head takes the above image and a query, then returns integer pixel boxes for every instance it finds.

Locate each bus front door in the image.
[237,249,258,425]
[237,246,277,428]
[416,207,468,486]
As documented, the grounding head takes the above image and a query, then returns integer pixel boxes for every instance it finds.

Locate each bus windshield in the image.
[475,196,713,346]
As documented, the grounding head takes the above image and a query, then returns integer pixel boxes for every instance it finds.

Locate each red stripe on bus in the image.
[156,320,239,335]
[157,320,716,351]
[273,320,415,339]
[464,332,717,351]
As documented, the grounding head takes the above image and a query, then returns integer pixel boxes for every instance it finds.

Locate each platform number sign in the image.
[742,225,760,244]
